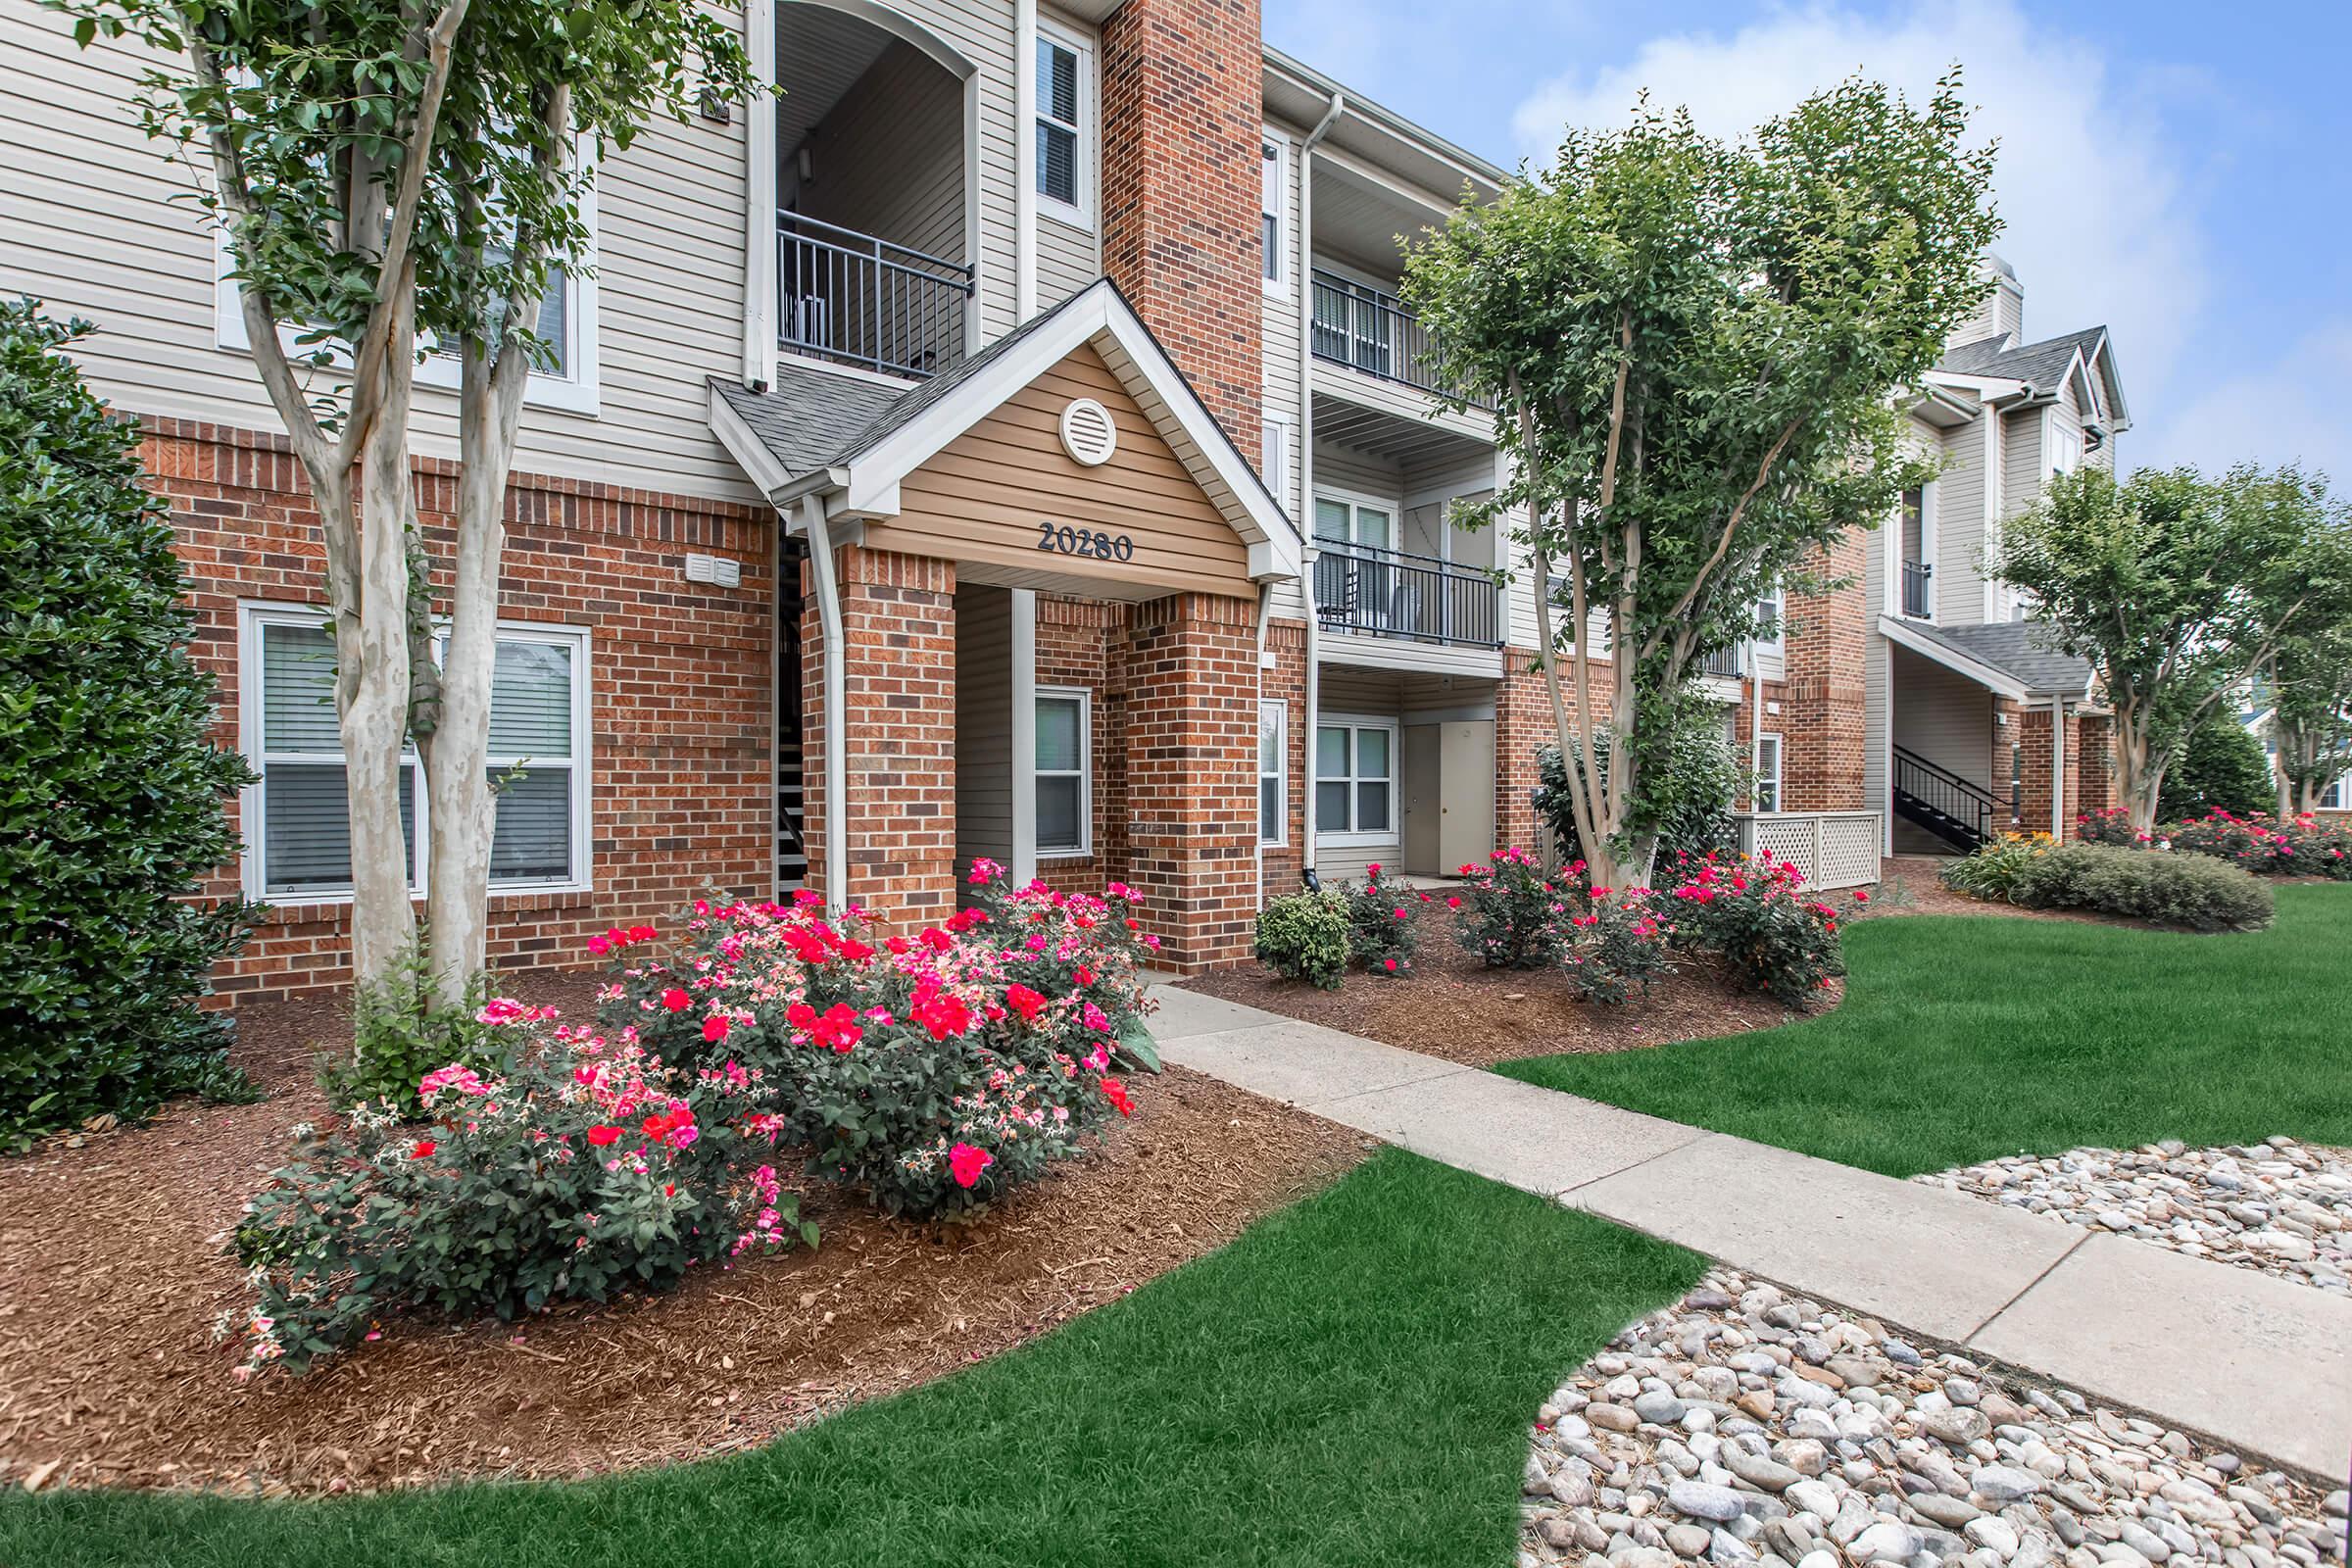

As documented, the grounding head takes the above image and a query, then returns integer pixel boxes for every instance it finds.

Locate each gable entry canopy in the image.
[1879,615,2098,706]
[710,277,1303,596]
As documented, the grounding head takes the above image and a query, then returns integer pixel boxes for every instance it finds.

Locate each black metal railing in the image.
[1901,559,1934,618]
[1700,646,1744,678]
[1891,744,2011,851]
[1313,540,1500,648]
[1309,270,1490,409]
[778,213,973,379]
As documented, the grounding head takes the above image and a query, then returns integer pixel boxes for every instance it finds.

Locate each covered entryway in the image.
[711,280,1303,967]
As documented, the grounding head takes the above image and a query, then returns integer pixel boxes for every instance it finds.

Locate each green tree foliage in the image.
[0,300,259,1149]
[2158,715,2275,820]
[1404,75,1998,885]
[1536,681,1743,870]
[1992,464,2352,829]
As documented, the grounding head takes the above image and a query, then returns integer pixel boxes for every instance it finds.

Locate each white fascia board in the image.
[709,387,795,500]
[1925,369,2031,402]
[1876,614,2033,702]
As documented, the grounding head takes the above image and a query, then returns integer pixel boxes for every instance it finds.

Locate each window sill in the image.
[258,885,596,927]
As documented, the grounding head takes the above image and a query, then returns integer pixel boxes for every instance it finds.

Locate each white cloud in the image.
[1508,0,2209,429]
[2142,323,2352,485]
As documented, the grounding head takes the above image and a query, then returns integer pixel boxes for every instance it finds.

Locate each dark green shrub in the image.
[0,299,258,1150]
[1341,863,1422,976]
[2159,719,2274,820]
[2009,844,2273,932]
[1255,890,1351,989]
[1536,685,1742,866]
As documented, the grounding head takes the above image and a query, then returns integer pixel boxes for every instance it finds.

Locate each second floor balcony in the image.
[1310,270,1490,411]
[1314,540,1500,649]
[779,213,973,380]
[1900,558,1934,619]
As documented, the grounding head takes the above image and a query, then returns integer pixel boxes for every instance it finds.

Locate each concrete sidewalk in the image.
[1148,985,2352,1478]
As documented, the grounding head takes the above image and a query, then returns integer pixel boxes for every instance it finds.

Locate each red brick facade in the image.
[1098,0,1262,443]
[1779,529,1871,811]
[148,420,774,1005]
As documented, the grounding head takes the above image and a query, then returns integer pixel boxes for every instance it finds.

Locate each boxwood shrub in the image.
[1961,842,2275,932]
[1255,890,1351,990]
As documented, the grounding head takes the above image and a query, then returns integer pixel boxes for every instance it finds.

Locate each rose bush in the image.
[1451,849,1571,969]
[1558,884,1674,1004]
[228,1004,806,1376]
[2079,806,2352,879]
[598,864,1156,1221]
[1665,851,1850,1005]
[1342,863,1425,977]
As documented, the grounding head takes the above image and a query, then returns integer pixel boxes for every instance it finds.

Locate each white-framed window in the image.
[1315,716,1396,845]
[1034,24,1094,228]
[2322,775,2346,810]
[2049,420,2082,478]
[1755,732,1783,812]
[1755,582,1786,653]
[1035,686,1092,857]
[1260,137,1288,292]
[239,604,592,901]
[1259,698,1287,846]
[1312,491,1396,553]
[214,180,601,416]
[1260,412,1293,507]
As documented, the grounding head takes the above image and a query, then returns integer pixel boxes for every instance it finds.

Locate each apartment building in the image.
[0,0,2117,1001]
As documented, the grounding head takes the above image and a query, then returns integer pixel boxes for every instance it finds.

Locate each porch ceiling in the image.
[775,3,896,157]
[1313,392,1492,470]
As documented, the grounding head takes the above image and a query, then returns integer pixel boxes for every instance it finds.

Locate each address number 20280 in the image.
[1036,522,1136,563]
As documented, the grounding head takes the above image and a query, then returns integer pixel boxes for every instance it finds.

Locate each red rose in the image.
[1102,1078,1133,1118]
[702,1014,732,1043]
[411,1140,436,1159]
[586,1125,620,1148]
[661,988,690,1011]
[948,1142,995,1188]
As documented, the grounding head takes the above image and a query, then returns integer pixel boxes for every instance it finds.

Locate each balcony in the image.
[1310,270,1490,410]
[1314,541,1500,649]
[778,214,973,380]
[1699,646,1745,679]
[1900,558,1934,619]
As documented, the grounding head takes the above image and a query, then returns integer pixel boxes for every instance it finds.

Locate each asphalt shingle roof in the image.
[1936,326,2110,389]
[1907,618,2095,696]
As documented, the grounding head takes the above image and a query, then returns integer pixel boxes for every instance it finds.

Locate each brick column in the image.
[1779,528,1870,809]
[2076,713,2115,817]
[803,546,956,928]
[1098,0,1262,442]
[1259,617,1307,899]
[2014,708,2084,839]
[1125,592,1257,968]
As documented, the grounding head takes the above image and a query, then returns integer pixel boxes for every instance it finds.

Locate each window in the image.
[1315,718,1396,844]
[2323,776,2346,810]
[2049,423,2082,478]
[213,165,600,415]
[1260,139,1287,290]
[1035,688,1091,857]
[241,606,590,899]
[1313,493,1398,629]
[1258,699,1288,846]
[1755,583,1786,653]
[1035,27,1092,225]
[1313,493,1395,552]
[1261,413,1292,508]
[1755,733,1783,813]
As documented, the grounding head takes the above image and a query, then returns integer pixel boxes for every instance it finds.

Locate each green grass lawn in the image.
[1497,883,2352,1178]
[0,1152,1700,1568]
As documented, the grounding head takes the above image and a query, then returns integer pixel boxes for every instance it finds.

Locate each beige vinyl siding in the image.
[1891,645,1997,789]
[1,7,756,501]
[954,585,1016,885]
[2001,407,2042,521]
[1933,415,1987,625]
[1314,667,1403,881]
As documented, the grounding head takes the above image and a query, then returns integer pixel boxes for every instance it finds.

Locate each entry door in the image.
[1437,720,1495,870]
[1400,723,1441,873]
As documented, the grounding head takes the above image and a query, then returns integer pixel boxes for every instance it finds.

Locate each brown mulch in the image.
[0,972,1366,1496]
[1181,900,1814,1069]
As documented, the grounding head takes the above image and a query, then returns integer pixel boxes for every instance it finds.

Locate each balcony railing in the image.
[1699,646,1745,679]
[1314,540,1500,649]
[1900,559,1934,618]
[778,213,973,379]
[1310,270,1490,409]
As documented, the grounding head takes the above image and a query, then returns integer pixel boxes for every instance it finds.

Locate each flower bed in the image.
[2080,806,2352,879]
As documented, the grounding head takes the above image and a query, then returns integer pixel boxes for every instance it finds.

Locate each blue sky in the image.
[1264,0,2352,484]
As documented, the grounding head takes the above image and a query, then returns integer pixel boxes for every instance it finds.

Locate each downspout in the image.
[1254,582,1272,898]
[799,495,849,914]
[1014,0,1038,323]
[1297,89,1343,885]
[740,0,776,390]
[2050,697,2068,843]
[1751,643,1766,810]
[1983,402,2003,621]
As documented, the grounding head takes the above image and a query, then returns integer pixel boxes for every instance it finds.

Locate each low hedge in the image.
[1946,841,2274,932]
[1255,890,1350,990]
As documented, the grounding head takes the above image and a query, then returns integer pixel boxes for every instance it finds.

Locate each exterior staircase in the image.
[775,734,808,895]
[1890,744,2011,854]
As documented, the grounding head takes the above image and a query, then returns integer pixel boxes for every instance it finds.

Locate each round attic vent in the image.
[1058,397,1118,466]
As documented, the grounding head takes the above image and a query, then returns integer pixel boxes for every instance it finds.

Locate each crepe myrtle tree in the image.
[1992,463,2352,833]
[2265,615,2352,815]
[54,0,758,1007]
[1403,75,1997,887]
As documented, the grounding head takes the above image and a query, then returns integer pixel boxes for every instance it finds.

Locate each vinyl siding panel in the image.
[954,585,1016,882]
[1892,646,1997,790]
[0,7,757,501]
[2001,408,2042,520]
[1936,415,1990,625]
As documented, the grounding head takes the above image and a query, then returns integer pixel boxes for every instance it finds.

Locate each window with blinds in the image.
[1259,699,1286,846]
[1036,30,1088,220]
[246,610,587,898]
[1036,688,1091,857]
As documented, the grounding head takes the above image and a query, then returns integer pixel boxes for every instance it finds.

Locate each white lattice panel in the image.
[1738,811,1884,890]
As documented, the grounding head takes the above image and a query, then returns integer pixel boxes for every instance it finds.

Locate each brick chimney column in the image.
[1098,0,1263,443]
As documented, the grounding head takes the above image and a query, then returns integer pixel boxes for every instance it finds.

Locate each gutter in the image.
[1297,86,1343,885]
[797,494,851,915]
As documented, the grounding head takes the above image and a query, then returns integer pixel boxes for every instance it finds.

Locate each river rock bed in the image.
[1910,1138,2350,1294]
[1518,1269,2345,1568]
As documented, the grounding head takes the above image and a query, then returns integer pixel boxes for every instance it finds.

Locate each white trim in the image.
[1032,20,1095,232]
[1010,590,1038,882]
[213,163,602,417]
[1876,613,2034,703]
[1260,133,1292,298]
[741,0,777,390]
[1313,712,1399,848]
[1014,0,1038,322]
[1258,696,1289,847]
[1755,732,1784,813]
[1261,410,1295,514]
[1034,684,1092,858]
[237,602,593,904]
